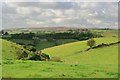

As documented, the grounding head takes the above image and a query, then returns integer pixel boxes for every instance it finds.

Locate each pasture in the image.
[1,29,119,78]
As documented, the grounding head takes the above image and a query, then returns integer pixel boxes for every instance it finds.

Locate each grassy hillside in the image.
[42,37,118,58]
[1,39,30,60]
[2,30,119,78]
[42,29,118,57]
[2,44,118,78]
[65,44,118,64]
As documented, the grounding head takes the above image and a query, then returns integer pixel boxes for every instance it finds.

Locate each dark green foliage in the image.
[87,38,96,48]
[28,53,41,60]
[28,51,50,61]
[85,41,119,52]
[4,32,9,35]
[11,32,35,39]
[0,30,9,35]
[0,30,4,34]
[18,50,29,60]
[18,42,24,45]
[23,46,36,52]
[10,30,102,41]
[28,46,36,52]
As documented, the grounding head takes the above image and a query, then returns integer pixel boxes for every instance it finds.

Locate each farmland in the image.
[1,29,119,78]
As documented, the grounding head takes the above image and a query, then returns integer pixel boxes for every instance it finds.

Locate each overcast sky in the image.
[1,1,118,29]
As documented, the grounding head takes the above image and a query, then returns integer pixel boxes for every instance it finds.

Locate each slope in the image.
[2,44,118,78]
[1,39,30,60]
[42,37,118,58]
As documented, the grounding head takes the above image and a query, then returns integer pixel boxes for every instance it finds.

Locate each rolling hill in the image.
[2,42,118,78]
[42,37,118,59]
[1,29,119,78]
[1,39,30,60]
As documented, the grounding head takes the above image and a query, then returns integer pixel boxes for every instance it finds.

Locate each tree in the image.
[87,38,95,48]
[1,30,4,35]
[4,32,9,35]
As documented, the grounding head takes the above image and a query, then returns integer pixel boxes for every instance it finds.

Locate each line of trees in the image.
[11,32,35,39]
[10,30,102,41]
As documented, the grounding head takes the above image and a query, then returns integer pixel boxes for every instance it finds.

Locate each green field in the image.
[42,37,118,58]
[2,44,118,78]
[1,29,119,78]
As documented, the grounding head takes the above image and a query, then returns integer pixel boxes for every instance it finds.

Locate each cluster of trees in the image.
[11,32,35,39]
[23,45,36,52]
[18,46,50,61]
[0,30,9,35]
[28,51,50,61]
[10,30,102,41]
[45,31,102,41]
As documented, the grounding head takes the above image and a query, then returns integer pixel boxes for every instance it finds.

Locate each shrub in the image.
[28,51,50,61]
[18,50,29,60]
[18,43,24,45]
[87,38,96,48]
[29,46,36,52]
[24,46,36,52]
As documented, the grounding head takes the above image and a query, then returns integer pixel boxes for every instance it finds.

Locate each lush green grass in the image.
[64,44,118,64]
[1,39,30,60]
[1,39,21,60]
[2,41,119,78]
[92,29,119,38]
[2,58,118,78]
[2,30,119,78]
[42,37,118,58]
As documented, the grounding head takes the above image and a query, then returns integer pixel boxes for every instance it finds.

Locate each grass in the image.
[1,29,119,78]
[1,39,30,60]
[2,41,119,78]
[42,37,118,58]
[64,44,118,64]
[1,39,21,60]
[2,59,118,78]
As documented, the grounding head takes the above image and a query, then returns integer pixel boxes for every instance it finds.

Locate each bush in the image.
[18,50,29,60]
[18,43,24,45]
[23,46,36,52]
[28,51,50,61]
[87,38,96,48]
[28,46,36,52]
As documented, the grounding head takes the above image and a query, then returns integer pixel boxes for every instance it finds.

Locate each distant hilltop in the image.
[1,27,119,31]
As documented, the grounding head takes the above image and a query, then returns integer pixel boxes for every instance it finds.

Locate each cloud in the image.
[2,2,118,29]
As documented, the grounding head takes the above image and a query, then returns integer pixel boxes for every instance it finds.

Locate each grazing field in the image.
[2,44,118,78]
[1,29,119,78]
[42,37,118,58]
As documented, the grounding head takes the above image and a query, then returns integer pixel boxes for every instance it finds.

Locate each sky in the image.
[1,0,119,29]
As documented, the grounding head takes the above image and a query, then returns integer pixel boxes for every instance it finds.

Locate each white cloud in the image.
[16,7,31,15]
[2,2,118,29]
